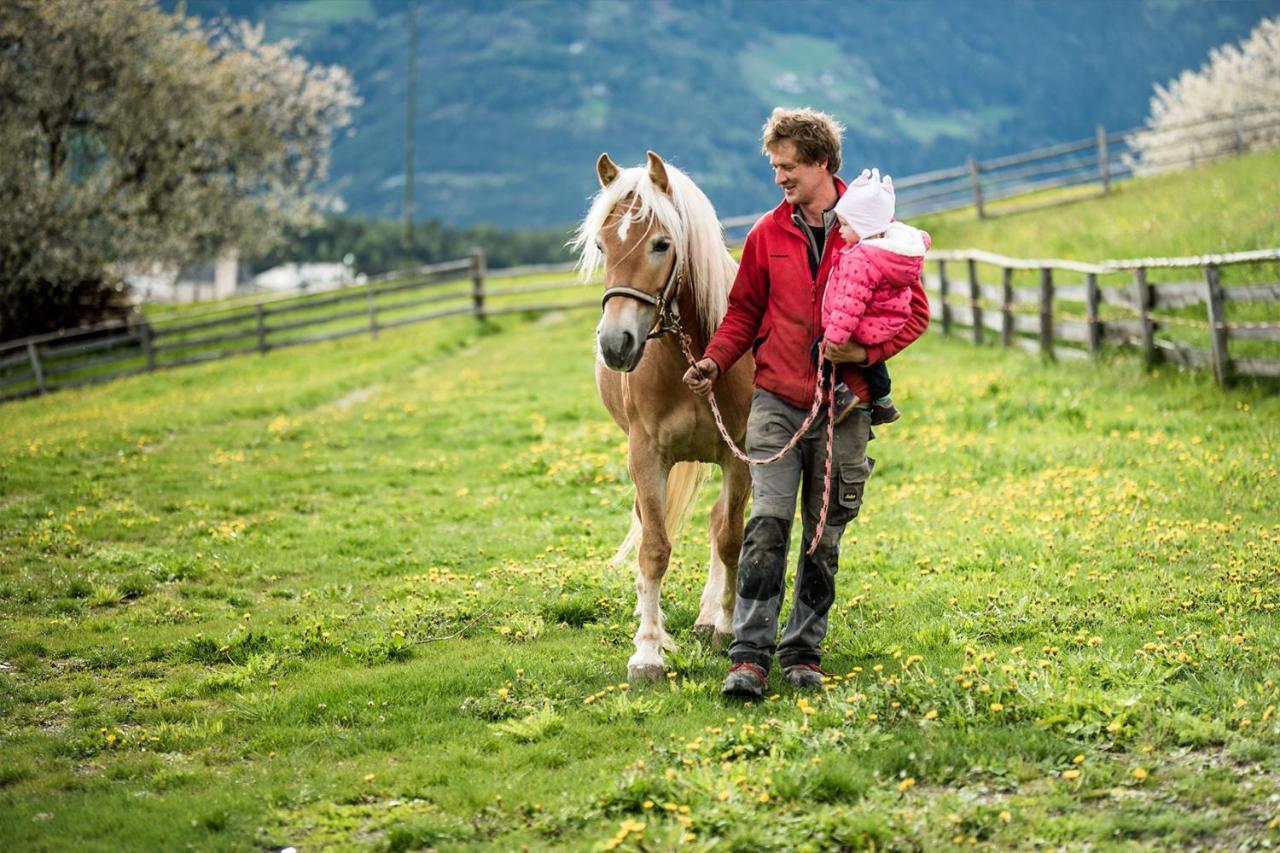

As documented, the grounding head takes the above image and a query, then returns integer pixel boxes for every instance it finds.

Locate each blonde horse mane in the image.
[572,159,737,340]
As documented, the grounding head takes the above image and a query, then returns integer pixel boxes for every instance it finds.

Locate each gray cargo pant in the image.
[730,388,874,672]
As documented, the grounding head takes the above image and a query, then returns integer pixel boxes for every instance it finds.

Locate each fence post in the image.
[470,248,487,322]
[1039,267,1054,359]
[967,258,983,344]
[967,156,985,219]
[367,280,379,340]
[1134,267,1156,368]
[141,323,156,371]
[1232,105,1246,155]
[1096,124,1110,194]
[1085,272,1102,358]
[26,341,46,394]
[938,259,951,335]
[255,304,268,354]
[1204,264,1230,386]
[1000,267,1013,347]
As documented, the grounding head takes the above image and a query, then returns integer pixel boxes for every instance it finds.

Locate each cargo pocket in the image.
[827,459,870,527]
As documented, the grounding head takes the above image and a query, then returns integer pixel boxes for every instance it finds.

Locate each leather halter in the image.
[599,250,685,341]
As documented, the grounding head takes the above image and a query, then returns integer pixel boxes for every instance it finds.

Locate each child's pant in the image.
[861,362,891,401]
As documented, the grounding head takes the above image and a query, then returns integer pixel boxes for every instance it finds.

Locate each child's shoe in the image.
[870,396,900,425]
[831,383,858,426]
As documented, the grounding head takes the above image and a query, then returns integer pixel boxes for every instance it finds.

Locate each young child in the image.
[823,167,930,425]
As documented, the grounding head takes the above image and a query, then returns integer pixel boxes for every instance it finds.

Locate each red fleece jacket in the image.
[704,187,931,409]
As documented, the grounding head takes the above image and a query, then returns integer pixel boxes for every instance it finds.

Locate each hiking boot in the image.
[869,399,900,425]
[722,661,767,698]
[783,662,828,689]
[831,383,858,427]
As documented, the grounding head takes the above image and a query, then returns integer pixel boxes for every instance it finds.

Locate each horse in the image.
[573,151,755,681]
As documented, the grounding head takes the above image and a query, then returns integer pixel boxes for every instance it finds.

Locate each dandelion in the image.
[363,773,375,783]
[1072,754,1085,765]
[897,777,916,793]
[1062,769,1081,780]
[999,810,1012,822]
[990,702,1003,713]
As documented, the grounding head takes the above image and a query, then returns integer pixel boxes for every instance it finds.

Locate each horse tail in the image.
[610,461,708,567]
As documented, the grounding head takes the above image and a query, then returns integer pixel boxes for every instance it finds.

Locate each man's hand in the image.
[824,340,868,365]
[682,357,720,397]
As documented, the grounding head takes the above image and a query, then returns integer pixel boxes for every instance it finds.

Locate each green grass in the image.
[1,289,1279,848]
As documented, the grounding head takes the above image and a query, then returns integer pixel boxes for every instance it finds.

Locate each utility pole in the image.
[403,1,417,259]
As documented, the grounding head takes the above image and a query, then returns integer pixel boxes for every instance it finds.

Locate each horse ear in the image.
[646,150,671,195]
[597,153,621,188]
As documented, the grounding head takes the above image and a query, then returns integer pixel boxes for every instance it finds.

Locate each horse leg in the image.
[627,449,673,682]
[699,456,749,649]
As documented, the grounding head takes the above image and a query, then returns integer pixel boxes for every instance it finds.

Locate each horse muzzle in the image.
[597,306,654,372]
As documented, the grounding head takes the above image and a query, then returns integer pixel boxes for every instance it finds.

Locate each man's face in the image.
[769,140,830,207]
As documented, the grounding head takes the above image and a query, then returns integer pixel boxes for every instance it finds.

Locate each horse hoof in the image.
[692,623,715,642]
[628,663,666,683]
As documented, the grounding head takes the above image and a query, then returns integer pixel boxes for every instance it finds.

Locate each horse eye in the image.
[595,239,604,252]
[652,237,671,252]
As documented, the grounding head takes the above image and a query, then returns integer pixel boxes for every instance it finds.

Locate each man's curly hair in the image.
[761,107,845,175]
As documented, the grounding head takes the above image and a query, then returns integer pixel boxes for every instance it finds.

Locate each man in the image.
[683,107,930,697]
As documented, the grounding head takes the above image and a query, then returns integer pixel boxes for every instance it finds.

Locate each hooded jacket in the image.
[822,222,932,347]
[703,184,931,409]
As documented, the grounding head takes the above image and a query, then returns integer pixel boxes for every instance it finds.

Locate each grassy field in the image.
[1,287,1278,849]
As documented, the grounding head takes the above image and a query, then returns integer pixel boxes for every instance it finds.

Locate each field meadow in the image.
[2,152,1280,850]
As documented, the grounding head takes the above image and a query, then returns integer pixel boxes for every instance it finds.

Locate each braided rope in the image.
[677,332,835,556]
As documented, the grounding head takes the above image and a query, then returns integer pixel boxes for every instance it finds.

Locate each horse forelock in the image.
[573,161,736,338]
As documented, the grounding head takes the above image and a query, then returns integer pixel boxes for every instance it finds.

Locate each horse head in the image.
[590,151,680,371]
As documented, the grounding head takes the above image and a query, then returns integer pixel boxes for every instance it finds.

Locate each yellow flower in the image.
[897,777,916,793]
[363,773,375,783]
[998,811,1012,823]
[924,710,939,720]
[1072,754,1085,765]
[1062,769,1081,781]
[1132,767,1148,781]
[989,702,1003,713]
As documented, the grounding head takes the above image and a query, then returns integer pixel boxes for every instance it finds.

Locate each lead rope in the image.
[677,331,835,556]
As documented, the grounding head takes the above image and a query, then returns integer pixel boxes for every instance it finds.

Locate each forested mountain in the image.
[178,0,1277,229]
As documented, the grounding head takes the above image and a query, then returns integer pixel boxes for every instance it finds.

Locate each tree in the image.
[0,0,359,339]
[1129,15,1280,174]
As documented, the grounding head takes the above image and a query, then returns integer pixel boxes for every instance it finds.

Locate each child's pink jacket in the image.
[822,222,931,346]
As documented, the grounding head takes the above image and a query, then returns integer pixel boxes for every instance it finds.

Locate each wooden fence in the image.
[721,106,1280,240]
[925,247,1280,385]
[0,253,590,403]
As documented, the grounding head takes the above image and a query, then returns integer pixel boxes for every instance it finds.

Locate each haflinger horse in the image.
[573,151,754,682]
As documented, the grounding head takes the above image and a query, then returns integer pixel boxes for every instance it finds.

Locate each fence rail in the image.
[926,248,1280,385]
[0,253,589,403]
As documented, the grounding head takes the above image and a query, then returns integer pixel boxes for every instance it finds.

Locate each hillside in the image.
[173,0,1278,229]
[918,148,1280,261]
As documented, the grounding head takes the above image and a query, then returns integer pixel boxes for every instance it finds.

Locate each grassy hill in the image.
[2,154,1280,847]
[918,148,1280,263]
